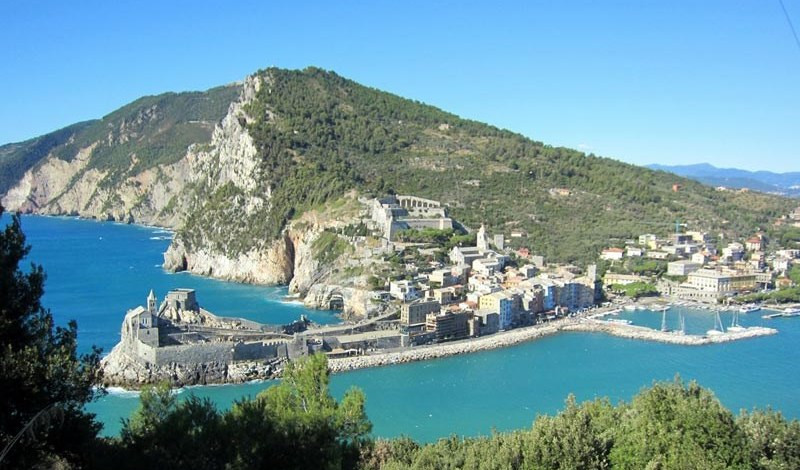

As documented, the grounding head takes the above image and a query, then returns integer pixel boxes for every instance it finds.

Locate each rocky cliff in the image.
[2,73,375,317]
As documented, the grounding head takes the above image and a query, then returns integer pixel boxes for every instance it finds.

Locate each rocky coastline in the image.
[101,341,287,388]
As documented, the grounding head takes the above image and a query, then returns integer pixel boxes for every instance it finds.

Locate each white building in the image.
[667,260,702,276]
[626,247,644,257]
[389,280,420,302]
[600,248,625,261]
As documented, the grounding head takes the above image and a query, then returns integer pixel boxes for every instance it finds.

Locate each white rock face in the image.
[163,235,293,285]
[2,72,371,317]
[302,283,376,319]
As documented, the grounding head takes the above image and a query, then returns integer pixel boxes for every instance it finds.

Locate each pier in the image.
[564,319,777,346]
[328,315,779,374]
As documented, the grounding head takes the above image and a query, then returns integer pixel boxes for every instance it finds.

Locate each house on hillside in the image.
[600,247,625,261]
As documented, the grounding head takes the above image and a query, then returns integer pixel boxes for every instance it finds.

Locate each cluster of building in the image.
[774,205,800,228]
[601,227,799,303]
[389,224,598,346]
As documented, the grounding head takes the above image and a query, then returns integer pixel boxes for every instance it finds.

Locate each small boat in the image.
[739,305,760,314]
[762,313,783,319]
[623,305,636,311]
[782,307,800,316]
[605,319,632,325]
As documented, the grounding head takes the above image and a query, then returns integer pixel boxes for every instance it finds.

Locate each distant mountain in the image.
[648,163,800,197]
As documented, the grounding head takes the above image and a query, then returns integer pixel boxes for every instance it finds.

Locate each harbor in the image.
[328,302,779,374]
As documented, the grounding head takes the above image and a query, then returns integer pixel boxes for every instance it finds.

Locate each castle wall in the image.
[232,341,285,361]
[152,342,233,367]
[134,339,157,364]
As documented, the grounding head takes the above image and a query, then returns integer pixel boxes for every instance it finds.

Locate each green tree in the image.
[257,353,372,469]
[0,207,103,468]
[523,396,617,469]
[118,382,225,470]
[738,408,800,470]
[610,378,751,469]
[114,354,371,469]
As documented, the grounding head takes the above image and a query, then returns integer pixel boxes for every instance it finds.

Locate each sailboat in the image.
[678,311,686,335]
[728,310,746,332]
[660,307,670,332]
[706,311,726,336]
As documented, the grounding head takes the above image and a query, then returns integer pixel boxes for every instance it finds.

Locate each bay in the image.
[5,213,800,442]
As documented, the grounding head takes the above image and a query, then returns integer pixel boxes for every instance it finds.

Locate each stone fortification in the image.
[101,289,307,387]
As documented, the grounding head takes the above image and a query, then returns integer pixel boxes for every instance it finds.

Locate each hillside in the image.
[649,163,800,197]
[0,84,240,195]
[1,67,795,290]
[178,68,794,263]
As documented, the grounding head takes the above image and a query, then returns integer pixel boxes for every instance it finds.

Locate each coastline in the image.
[100,300,781,390]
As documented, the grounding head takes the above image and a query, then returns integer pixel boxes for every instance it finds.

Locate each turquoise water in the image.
[5,214,800,441]
[5,214,340,355]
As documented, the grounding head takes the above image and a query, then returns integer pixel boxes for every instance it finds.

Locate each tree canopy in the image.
[0,207,103,468]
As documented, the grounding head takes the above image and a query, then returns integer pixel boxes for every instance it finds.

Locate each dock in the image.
[564,319,778,345]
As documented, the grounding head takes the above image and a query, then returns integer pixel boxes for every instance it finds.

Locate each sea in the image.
[5,213,800,441]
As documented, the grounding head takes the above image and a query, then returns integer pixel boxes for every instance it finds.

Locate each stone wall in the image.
[152,342,232,367]
[232,341,286,361]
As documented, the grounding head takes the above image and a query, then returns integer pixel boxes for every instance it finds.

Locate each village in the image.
[103,195,800,386]
[359,194,800,351]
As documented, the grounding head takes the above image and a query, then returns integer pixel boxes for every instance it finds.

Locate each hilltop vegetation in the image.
[1,67,794,265]
[182,67,793,264]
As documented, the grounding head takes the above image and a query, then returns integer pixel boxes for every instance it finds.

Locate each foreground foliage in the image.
[104,353,371,470]
[0,207,102,468]
[363,379,800,470]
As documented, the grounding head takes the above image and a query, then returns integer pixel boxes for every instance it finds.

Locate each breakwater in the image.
[563,320,778,345]
[328,317,778,373]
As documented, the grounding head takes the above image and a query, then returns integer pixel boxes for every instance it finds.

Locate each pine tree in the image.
[0,207,103,468]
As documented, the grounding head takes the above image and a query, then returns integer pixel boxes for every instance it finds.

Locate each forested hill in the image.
[1,67,795,264]
[187,67,793,263]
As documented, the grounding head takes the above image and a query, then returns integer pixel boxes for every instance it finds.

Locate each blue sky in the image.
[1,0,798,172]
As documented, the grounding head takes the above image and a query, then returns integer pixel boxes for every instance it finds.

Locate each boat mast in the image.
[715,311,725,333]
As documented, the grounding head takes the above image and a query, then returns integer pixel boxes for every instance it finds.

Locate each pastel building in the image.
[478,292,513,330]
